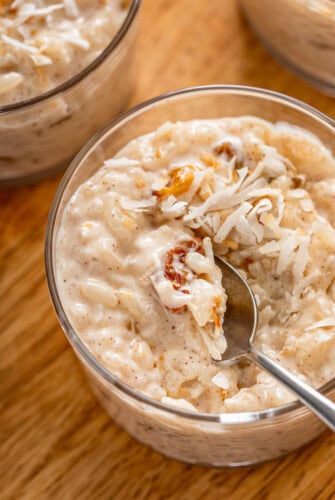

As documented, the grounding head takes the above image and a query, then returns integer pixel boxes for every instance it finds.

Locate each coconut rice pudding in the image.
[0,0,138,183]
[56,117,335,414]
[0,0,129,103]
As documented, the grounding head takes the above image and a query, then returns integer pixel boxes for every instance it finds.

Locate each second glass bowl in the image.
[0,0,141,185]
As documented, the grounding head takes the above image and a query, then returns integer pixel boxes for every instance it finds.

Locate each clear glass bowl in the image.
[0,0,141,186]
[240,0,335,95]
[45,85,335,466]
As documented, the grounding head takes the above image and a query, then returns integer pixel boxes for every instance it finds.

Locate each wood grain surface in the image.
[1,1,335,498]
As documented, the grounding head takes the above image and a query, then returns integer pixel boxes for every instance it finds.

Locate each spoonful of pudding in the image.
[214,256,335,432]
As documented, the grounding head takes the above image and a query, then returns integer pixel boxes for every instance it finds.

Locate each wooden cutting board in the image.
[1,1,335,498]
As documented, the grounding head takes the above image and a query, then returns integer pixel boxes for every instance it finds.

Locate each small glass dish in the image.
[0,0,141,186]
[240,0,335,95]
[45,85,335,467]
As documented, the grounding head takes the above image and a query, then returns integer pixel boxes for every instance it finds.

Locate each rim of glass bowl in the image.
[0,0,141,114]
[45,85,335,425]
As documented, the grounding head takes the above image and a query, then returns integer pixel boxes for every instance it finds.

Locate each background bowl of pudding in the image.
[46,85,335,466]
[240,0,335,95]
[0,0,141,185]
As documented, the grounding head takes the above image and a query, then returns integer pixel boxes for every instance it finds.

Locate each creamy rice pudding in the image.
[241,0,335,93]
[0,0,129,103]
[56,117,335,414]
[0,0,138,183]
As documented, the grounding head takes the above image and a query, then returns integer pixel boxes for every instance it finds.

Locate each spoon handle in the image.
[249,346,335,432]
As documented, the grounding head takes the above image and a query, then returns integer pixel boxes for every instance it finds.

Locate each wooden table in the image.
[1,1,335,498]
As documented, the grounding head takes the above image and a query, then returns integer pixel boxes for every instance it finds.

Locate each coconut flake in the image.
[277,232,299,274]
[289,189,308,199]
[63,0,80,18]
[259,240,282,255]
[104,158,141,168]
[212,371,231,390]
[16,3,64,25]
[300,198,314,212]
[306,318,335,331]
[292,235,310,281]
[2,34,39,54]
[70,37,90,50]
[240,161,265,189]
[200,328,226,361]
[214,202,253,243]
[184,168,250,221]
[161,196,187,217]
[261,147,287,177]
[235,215,257,245]
[30,54,53,66]
[247,198,272,243]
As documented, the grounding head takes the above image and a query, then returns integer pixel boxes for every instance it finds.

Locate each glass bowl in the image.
[45,85,335,466]
[240,0,335,95]
[0,0,141,186]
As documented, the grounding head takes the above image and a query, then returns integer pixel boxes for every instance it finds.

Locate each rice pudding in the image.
[0,0,139,183]
[241,0,335,93]
[56,117,335,414]
[0,0,129,103]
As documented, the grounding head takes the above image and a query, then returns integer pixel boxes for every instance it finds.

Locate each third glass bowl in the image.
[240,0,335,95]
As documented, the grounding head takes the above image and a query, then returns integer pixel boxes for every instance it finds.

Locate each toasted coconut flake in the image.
[136,179,146,188]
[222,239,238,250]
[213,136,244,167]
[200,152,221,169]
[153,167,195,199]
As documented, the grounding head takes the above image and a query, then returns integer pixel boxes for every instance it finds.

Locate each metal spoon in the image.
[214,256,335,431]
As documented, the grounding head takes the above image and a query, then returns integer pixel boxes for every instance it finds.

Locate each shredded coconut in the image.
[63,0,79,18]
[2,34,39,54]
[56,117,335,414]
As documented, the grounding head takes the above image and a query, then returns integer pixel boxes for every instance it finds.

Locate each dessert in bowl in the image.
[240,0,335,94]
[46,86,335,466]
[0,0,141,184]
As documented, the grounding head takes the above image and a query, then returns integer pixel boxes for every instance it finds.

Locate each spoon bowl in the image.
[214,257,258,364]
[214,256,335,432]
